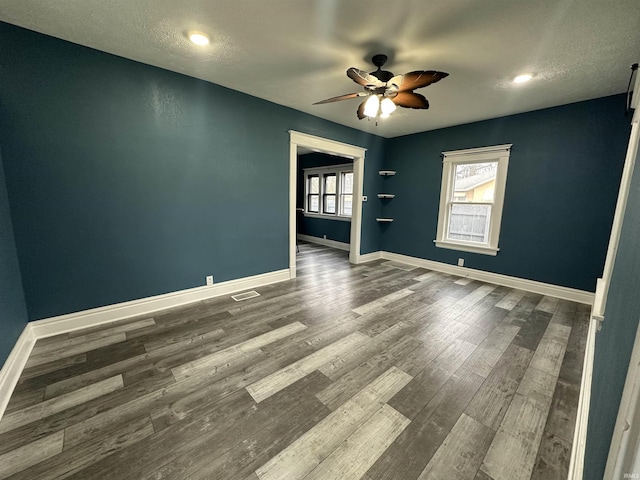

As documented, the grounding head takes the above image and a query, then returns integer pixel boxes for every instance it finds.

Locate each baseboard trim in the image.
[0,268,290,421]
[354,251,383,264]
[30,269,291,339]
[297,234,350,252]
[568,314,599,479]
[380,251,594,305]
[0,325,36,421]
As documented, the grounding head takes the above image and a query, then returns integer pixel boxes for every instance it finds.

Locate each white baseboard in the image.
[354,251,383,264]
[568,314,599,479]
[0,268,290,421]
[380,251,594,305]
[0,325,36,421]
[30,269,291,339]
[297,234,350,252]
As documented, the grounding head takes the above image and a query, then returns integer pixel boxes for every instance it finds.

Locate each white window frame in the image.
[435,144,512,256]
[303,164,353,221]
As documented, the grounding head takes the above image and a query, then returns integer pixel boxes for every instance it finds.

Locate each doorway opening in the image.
[288,131,366,278]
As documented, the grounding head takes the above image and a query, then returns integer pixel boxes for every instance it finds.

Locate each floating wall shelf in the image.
[378,170,396,222]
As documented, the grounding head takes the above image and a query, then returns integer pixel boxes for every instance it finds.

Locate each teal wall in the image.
[584,139,640,478]
[0,148,28,365]
[297,153,354,244]
[0,22,384,321]
[382,96,630,292]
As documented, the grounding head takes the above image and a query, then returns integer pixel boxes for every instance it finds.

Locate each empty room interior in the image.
[1,1,640,479]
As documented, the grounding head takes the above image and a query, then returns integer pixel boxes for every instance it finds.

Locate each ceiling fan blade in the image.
[356,100,367,120]
[393,91,430,109]
[347,68,384,89]
[313,92,365,105]
[397,70,449,92]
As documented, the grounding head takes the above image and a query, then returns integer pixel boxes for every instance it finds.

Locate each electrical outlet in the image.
[206,275,213,286]
[323,234,327,239]
[457,258,464,267]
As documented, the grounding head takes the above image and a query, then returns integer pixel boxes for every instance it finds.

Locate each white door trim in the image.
[288,131,366,277]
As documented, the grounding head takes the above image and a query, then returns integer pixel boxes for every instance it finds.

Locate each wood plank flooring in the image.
[0,242,589,479]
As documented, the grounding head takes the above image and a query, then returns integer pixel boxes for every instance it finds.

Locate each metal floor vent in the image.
[383,260,417,271]
[231,290,261,302]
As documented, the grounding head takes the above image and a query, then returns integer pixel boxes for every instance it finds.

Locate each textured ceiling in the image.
[0,0,638,138]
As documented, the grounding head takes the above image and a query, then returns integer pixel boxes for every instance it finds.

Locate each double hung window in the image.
[435,144,511,255]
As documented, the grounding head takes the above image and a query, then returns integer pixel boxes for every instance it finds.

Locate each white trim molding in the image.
[0,326,36,421]
[353,251,383,264]
[297,234,350,252]
[568,314,599,479]
[435,144,512,256]
[289,131,366,276]
[0,268,290,421]
[30,269,290,339]
[359,251,593,304]
[594,71,640,322]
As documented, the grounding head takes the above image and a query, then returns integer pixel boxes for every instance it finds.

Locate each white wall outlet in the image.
[457,258,464,267]
[363,195,368,202]
[206,275,213,286]
[323,234,327,239]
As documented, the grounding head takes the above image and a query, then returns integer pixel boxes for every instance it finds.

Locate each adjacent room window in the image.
[435,144,511,255]
[304,164,353,220]
[323,173,337,214]
[307,174,320,213]
[340,172,354,216]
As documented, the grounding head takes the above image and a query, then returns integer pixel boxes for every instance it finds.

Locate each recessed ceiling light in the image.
[513,73,533,84]
[188,32,210,46]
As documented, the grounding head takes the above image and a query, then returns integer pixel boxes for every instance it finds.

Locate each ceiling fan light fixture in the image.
[513,73,533,84]
[188,31,210,46]
[363,95,380,117]
[380,97,396,115]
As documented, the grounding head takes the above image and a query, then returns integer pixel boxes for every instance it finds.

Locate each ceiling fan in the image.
[314,54,449,120]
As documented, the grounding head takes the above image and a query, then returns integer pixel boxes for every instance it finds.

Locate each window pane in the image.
[342,172,354,194]
[447,204,491,244]
[309,195,319,212]
[452,162,497,203]
[324,194,336,214]
[309,175,319,194]
[341,194,353,216]
[324,174,337,194]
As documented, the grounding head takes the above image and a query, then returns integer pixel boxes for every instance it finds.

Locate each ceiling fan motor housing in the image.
[370,54,394,82]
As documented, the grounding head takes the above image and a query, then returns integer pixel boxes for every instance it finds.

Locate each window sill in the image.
[303,212,352,222]
[434,239,499,256]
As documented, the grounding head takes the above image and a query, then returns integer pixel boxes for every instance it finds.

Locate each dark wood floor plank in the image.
[544,378,580,443]
[388,339,478,419]
[511,309,553,351]
[530,431,571,480]
[417,413,494,480]
[465,344,534,430]
[16,353,87,382]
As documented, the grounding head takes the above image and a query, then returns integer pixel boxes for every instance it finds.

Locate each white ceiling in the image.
[0,0,638,138]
